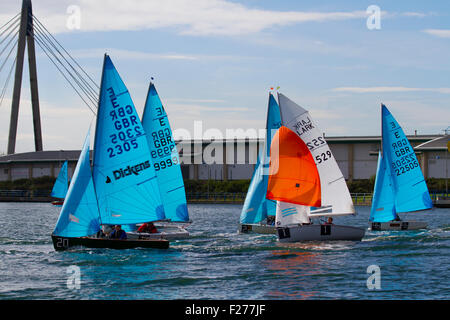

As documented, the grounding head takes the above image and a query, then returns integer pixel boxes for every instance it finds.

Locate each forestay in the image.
[141,83,189,222]
[92,55,164,225]
[277,93,355,216]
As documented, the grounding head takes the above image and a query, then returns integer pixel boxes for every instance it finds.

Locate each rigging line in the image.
[34,36,97,115]
[32,32,98,109]
[0,12,20,31]
[0,20,19,48]
[0,28,19,63]
[31,21,99,103]
[32,15,99,90]
[0,55,17,109]
[0,13,20,37]
[33,31,99,109]
[31,23,99,103]
[0,21,19,49]
[0,37,18,75]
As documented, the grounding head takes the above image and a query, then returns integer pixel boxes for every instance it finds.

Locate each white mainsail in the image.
[277,93,355,217]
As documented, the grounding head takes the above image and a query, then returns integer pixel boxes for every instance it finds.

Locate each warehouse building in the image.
[0,134,448,182]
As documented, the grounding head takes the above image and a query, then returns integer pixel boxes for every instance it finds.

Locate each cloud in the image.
[423,29,450,38]
[401,12,428,18]
[69,48,199,61]
[2,0,370,36]
[166,98,226,103]
[332,87,450,94]
[68,48,255,63]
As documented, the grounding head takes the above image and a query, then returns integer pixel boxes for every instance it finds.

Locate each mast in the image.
[7,0,43,154]
[90,54,107,227]
[277,92,285,126]
[380,103,384,156]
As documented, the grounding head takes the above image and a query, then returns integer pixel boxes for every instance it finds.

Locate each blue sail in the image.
[381,104,432,214]
[240,93,280,224]
[92,55,164,225]
[53,131,101,237]
[51,161,68,198]
[370,151,397,222]
[141,83,189,222]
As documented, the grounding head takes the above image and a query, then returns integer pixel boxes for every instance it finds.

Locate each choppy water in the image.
[0,202,448,300]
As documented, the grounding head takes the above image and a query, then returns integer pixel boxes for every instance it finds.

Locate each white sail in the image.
[277,93,355,216]
[275,201,311,227]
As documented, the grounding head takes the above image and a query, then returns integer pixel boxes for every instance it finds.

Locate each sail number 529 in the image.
[315,151,332,164]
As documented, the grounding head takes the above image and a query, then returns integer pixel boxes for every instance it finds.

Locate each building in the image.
[0,134,448,182]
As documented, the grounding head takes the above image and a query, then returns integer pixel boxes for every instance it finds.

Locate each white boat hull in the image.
[127,225,190,240]
[238,223,276,234]
[277,224,365,242]
[370,221,427,231]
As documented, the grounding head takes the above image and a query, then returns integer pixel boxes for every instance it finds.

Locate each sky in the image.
[0,0,449,153]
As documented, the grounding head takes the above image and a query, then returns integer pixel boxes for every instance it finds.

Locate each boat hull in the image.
[51,235,169,251]
[127,228,189,240]
[51,200,64,206]
[238,223,276,234]
[370,221,427,231]
[277,224,365,242]
[433,199,450,208]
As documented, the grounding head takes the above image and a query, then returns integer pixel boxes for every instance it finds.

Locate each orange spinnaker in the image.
[266,126,321,207]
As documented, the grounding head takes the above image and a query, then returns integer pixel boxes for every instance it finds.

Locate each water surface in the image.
[0,203,448,299]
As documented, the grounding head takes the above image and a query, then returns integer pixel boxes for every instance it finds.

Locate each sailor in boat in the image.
[266,216,275,226]
[109,225,127,240]
[96,225,113,238]
[137,222,158,234]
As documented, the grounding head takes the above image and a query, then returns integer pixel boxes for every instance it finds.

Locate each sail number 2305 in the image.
[107,139,138,158]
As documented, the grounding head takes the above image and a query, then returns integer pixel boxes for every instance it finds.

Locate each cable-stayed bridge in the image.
[0,0,98,155]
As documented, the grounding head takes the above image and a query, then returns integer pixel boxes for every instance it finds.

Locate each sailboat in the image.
[369,104,432,231]
[50,160,68,206]
[126,82,191,240]
[266,93,365,242]
[51,55,169,251]
[239,92,281,234]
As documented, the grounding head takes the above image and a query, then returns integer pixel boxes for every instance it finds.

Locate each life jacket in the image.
[138,223,158,233]
[148,224,157,233]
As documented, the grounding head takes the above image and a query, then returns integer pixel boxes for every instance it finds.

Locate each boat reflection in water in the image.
[264,249,321,299]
